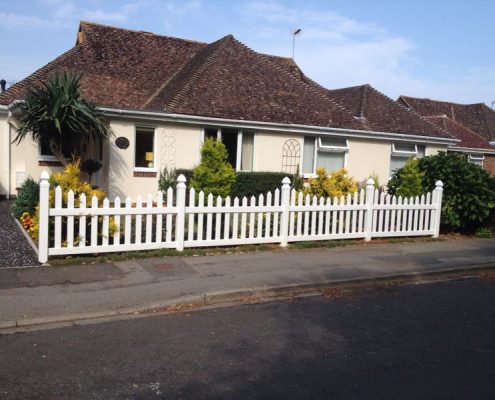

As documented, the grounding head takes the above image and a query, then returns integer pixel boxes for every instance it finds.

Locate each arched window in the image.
[281,139,301,174]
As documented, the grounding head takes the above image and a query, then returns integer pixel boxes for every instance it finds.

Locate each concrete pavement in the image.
[1,237,495,331]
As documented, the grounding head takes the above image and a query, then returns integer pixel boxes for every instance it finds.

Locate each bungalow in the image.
[0,21,456,199]
[398,96,495,174]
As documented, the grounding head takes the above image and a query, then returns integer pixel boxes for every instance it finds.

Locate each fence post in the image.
[175,174,187,251]
[432,180,443,238]
[38,171,50,264]
[280,177,291,247]
[364,178,375,242]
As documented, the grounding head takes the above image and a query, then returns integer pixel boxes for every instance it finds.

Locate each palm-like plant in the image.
[13,72,113,166]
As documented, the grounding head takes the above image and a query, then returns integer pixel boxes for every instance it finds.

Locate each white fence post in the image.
[364,178,375,241]
[175,174,187,251]
[280,177,291,247]
[38,171,50,264]
[432,180,443,238]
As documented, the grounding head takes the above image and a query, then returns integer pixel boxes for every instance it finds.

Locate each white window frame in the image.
[391,143,418,157]
[302,136,348,177]
[200,127,256,172]
[38,143,72,162]
[133,125,157,172]
[468,153,485,166]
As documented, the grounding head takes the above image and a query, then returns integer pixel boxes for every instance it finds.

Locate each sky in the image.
[1,0,494,105]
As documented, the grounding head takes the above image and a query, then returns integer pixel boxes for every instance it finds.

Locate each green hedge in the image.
[232,171,303,199]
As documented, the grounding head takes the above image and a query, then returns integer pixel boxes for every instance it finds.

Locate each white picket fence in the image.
[37,172,444,263]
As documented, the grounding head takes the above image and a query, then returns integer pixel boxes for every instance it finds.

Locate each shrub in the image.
[388,152,495,232]
[158,168,194,192]
[475,227,494,238]
[232,171,303,199]
[305,168,358,199]
[190,138,236,197]
[12,177,39,219]
[387,159,425,198]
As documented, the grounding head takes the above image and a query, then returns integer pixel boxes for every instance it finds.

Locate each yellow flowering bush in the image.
[304,168,358,199]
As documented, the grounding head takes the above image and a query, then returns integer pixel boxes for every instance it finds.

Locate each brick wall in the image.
[484,154,495,176]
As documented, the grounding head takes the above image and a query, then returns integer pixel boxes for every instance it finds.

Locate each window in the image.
[468,153,484,167]
[201,127,255,171]
[389,142,425,174]
[39,137,78,159]
[135,127,155,169]
[302,135,347,175]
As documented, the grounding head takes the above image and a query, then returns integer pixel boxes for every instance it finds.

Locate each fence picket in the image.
[54,186,62,248]
[297,192,303,236]
[318,197,324,235]
[419,194,425,231]
[206,193,213,241]
[289,189,296,236]
[397,196,403,232]
[401,197,408,232]
[215,196,222,240]
[384,194,390,233]
[125,197,132,244]
[351,192,358,233]
[114,197,121,245]
[257,194,264,238]
[265,192,272,238]
[325,197,331,234]
[67,190,74,248]
[187,188,195,242]
[358,189,364,233]
[311,195,317,236]
[78,194,86,247]
[425,192,431,230]
[166,188,174,242]
[390,196,396,232]
[413,196,420,231]
[249,196,256,239]
[135,196,142,244]
[332,196,338,235]
[407,197,414,231]
[91,195,98,247]
[156,191,163,243]
[345,194,351,234]
[197,191,204,241]
[102,197,110,246]
[338,195,345,234]
[146,194,153,243]
[224,197,231,240]
[273,189,280,237]
[240,197,248,239]
[232,197,240,239]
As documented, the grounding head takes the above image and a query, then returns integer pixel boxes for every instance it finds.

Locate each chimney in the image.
[0,80,6,92]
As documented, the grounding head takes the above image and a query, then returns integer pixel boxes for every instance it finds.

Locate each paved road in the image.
[0,201,39,268]
[1,277,494,399]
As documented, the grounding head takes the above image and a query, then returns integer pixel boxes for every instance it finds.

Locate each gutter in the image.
[448,146,495,155]
[98,106,459,146]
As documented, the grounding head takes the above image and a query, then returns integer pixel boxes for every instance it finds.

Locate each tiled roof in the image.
[424,116,495,151]
[326,84,452,138]
[399,95,495,141]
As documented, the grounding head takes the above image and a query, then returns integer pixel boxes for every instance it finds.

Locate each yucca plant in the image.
[13,72,113,166]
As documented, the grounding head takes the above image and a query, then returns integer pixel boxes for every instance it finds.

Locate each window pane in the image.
[205,128,218,140]
[417,145,425,158]
[303,136,315,174]
[39,137,77,158]
[221,128,238,168]
[390,155,408,174]
[320,137,347,148]
[241,132,254,171]
[394,143,416,153]
[316,151,344,172]
[135,128,154,168]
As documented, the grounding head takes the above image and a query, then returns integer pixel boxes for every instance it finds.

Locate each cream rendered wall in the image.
[425,145,446,156]
[254,131,304,172]
[0,117,9,196]
[346,138,391,183]
[107,119,201,199]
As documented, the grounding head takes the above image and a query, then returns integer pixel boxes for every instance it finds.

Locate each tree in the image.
[13,72,113,166]
[190,138,236,197]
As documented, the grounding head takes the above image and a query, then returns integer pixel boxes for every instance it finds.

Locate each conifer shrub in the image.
[12,177,39,219]
[387,158,425,198]
[190,138,236,197]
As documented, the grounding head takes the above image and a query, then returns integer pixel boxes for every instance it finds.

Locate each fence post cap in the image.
[40,170,50,180]
[282,177,291,185]
[435,180,444,188]
[176,174,187,183]
[366,178,375,186]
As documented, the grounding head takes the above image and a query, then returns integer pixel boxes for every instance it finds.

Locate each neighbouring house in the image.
[398,96,495,174]
[0,21,457,199]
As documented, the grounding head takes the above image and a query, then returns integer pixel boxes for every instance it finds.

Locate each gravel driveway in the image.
[0,201,39,268]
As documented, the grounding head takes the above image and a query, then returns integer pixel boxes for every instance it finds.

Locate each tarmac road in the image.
[0,276,494,399]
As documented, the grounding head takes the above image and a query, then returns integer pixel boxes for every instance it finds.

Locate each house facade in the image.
[0,22,456,199]
[398,96,495,175]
